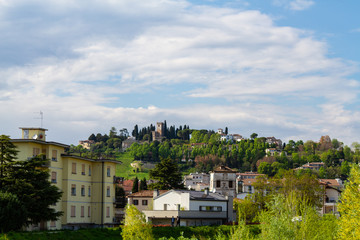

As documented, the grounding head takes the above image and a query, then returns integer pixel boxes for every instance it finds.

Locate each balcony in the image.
[143,210,227,220]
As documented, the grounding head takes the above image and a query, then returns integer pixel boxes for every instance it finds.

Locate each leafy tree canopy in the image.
[149,158,183,190]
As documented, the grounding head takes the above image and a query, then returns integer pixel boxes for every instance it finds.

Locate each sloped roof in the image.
[241,178,259,186]
[319,179,341,187]
[211,165,236,173]
[127,190,168,198]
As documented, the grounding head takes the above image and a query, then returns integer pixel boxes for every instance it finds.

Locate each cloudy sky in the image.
[1,0,360,145]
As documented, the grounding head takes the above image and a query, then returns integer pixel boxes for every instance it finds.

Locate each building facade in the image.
[209,166,237,197]
[143,190,234,226]
[11,127,121,230]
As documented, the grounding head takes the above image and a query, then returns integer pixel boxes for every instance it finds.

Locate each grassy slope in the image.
[116,152,149,180]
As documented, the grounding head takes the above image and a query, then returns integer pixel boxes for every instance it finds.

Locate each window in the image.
[88,206,91,217]
[33,148,40,156]
[107,167,111,177]
[88,186,91,197]
[51,172,57,183]
[71,184,76,196]
[216,180,221,188]
[52,150,57,161]
[133,200,139,205]
[81,185,85,196]
[50,221,56,227]
[106,207,110,218]
[81,164,85,175]
[71,206,76,217]
[199,206,222,212]
[107,186,110,197]
[248,186,252,192]
[164,204,167,210]
[229,181,233,188]
[89,166,91,176]
[81,206,84,218]
[142,200,148,206]
[72,163,76,174]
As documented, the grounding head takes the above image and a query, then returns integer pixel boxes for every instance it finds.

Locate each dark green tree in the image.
[250,133,258,139]
[4,155,63,225]
[149,158,184,190]
[0,135,18,188]
[132,176,139,193]
[225,127,228,135]
[115,186,126,208]
[139,177,148,191]
[0,191,27,232]
[88,133,96,141]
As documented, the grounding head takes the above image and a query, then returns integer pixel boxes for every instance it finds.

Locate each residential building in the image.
[121,137,137,151]
[265,148,282,156]
[209,165,237,197]
[183,172,210,190]
[143,190,234,226]
[319,179,343,214]
[127,190,168,211]
[10,127,121,230]
[266,137,282,148]
[78,140,95,150]
[296,162,325,171]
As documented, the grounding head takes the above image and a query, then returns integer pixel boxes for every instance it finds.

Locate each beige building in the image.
[127,190,168,211]
[209,165,237,197]
[10,127,121,230]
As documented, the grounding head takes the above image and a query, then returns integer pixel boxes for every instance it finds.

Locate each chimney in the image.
[204,189,209,195]
[153,189,159,198]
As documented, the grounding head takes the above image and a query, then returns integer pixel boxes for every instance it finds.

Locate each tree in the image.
[139,177,148,191]
[258,162,273,176]
[259,193,337,240]
[250,133,258,140]
[225,127,228,135]
[4,155,63,225]
[149,158,183,190]
[132,177,139,193]
[109,127,117,138]
[0,191,27,232]
[122,204,153,240]
[0,135,18,188]
[115,186,126,208]
[88,133,96,141]
[337,164,360,239]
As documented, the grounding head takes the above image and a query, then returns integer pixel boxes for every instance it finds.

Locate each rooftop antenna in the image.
[34,111,44,128]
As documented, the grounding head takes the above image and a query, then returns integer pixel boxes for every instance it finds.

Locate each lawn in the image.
[115,152,150,180]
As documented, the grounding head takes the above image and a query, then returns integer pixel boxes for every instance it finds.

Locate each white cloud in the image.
[0,0,359,146]
[273,0,314,11]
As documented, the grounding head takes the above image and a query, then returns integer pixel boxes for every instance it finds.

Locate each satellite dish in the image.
[33,134,38,139]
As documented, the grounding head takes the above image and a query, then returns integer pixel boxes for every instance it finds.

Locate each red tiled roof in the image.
[127,190,168,198]
[319,179,340,187]
[120,179,133,192]
[211,165,236,173]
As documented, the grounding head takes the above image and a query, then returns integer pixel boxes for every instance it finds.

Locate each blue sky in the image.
[1,0,360,146]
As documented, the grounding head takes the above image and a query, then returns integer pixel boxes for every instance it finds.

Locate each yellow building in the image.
[10,127,121,230]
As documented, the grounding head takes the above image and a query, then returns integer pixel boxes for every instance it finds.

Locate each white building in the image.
[183,172,210,190]
[209,165,237,197]
[143,190,234,226]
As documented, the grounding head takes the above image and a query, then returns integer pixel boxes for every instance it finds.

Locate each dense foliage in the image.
[0,135,63,231]
[149,158,184,190]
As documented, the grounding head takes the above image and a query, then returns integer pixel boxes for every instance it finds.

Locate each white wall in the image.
[153,191,190,210]
[189,200,227,211]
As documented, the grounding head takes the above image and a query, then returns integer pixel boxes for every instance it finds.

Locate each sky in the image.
[1,0,360,146]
